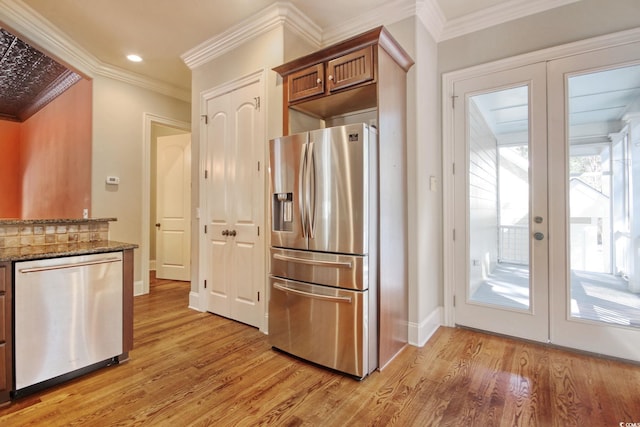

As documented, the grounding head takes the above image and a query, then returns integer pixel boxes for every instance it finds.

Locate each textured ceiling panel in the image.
[0,27,81,122]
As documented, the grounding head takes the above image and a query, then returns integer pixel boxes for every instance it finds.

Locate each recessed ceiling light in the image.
[127,54,143,62]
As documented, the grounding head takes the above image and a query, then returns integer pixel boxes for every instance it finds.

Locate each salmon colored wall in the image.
[20,79,92,219]
[0,120,21,218]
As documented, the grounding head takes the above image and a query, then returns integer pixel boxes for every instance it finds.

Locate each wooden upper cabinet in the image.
[274,26,413,131]
[288,63,325,102]
[288,46,374,102]
[327,46,374,93]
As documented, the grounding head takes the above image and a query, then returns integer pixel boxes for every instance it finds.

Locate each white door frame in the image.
[141,113,191,295]
[197,69,267,331]
[451,63,549,343]
[443,27,640,327]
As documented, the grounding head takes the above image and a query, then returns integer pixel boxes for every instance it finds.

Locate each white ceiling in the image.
[4,0,577,95]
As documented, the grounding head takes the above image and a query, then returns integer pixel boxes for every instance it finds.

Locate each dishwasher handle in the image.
[18,257,122,274]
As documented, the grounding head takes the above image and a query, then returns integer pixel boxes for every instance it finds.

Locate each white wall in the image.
[91,76,191,285]
[438,0,640,75]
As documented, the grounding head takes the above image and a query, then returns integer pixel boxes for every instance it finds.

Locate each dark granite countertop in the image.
[0,218,117,226]
[0,240,138,262]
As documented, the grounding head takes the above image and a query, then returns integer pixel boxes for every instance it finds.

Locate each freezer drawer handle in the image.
[19,257,122,274]
[273,253,353,269]
[274,283,352,303]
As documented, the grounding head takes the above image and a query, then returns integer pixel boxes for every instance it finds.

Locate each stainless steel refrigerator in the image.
[268,122,378,379]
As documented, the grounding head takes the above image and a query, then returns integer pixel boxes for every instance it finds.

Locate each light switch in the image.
[106,176,120,185]
[429,176,438,192]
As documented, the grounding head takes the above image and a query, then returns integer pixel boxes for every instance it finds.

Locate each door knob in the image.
[533,232,544,241]
[534,216,543,224]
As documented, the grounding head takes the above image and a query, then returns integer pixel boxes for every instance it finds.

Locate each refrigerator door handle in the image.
[308,140,316,239]
[273,253,353,269]
[300,142,309,238]
[273,283,352,304]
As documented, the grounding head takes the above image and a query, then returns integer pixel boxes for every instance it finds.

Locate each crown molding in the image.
[182,2,322,70]
[93,62,190,102]
[0,0,96,76]
[0,0,190,102]
[1,0,587,102]
[439,0,582,41]
[416,0,446,41]
[321,0,417,46]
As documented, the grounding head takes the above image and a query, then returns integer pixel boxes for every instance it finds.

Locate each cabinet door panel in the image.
[0,344,5,390]
[288,64,324,102]
[0,296,4,342]
[327,46,374,92]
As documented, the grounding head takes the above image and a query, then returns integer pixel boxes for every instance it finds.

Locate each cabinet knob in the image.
[222,230,228,236]
[328,75,334,81]
[229,230,237,237]
[316,78,321,84]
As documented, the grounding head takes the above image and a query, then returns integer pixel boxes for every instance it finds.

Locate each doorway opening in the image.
[140,113,191,295]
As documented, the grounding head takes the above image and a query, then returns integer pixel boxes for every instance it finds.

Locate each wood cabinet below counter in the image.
[0,262,11,404]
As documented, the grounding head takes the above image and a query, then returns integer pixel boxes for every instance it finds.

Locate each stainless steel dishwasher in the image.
[14,252,123,394]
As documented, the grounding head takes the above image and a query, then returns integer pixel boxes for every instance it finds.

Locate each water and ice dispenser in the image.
[272,193,293,231]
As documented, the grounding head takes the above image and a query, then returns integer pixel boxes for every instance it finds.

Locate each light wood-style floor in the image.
[1,276,639,426]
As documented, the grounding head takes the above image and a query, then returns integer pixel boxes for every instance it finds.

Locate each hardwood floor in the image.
[1,277,639,426]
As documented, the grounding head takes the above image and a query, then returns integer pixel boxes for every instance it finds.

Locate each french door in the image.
[548,42,640,361]
[452,41,640,361]
[453,63,549,343]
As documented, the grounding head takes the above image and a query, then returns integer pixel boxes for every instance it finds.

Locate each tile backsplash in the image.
[0,220,110,249]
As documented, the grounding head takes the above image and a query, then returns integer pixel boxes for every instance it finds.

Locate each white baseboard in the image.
[189,291,203,311]
[134,280,144,296]
[408,306,442,347]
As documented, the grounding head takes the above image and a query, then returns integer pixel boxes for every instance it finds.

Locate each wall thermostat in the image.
[106,176,120,185]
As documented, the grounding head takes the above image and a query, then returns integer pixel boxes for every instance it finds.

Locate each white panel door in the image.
[453,63,549,342]
[204,80,264,328]
[156,133,191,281]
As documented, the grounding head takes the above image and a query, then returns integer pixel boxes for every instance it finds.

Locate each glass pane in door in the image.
[468,86,531,311]
[567,64,640,328]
